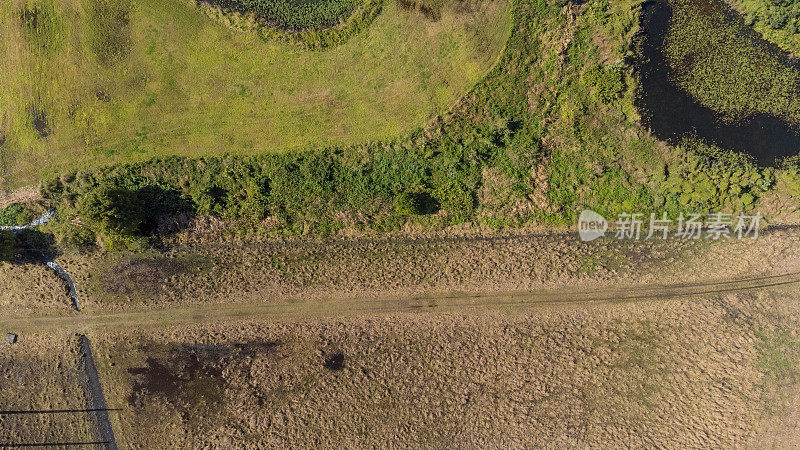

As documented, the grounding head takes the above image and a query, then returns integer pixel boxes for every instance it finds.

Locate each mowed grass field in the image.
[0,0,511,188]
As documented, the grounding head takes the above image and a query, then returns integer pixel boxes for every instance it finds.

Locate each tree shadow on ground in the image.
[135,185,196,237]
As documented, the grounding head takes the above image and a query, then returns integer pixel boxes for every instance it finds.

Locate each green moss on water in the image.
[209,0,363,31]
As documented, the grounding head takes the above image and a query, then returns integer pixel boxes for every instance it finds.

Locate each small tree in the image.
[79,184,144,237]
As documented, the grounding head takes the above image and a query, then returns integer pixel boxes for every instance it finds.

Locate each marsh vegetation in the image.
[636,0,800,165]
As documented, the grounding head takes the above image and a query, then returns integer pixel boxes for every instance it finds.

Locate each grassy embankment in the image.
[1,0,798,258]
[0,0,510,187]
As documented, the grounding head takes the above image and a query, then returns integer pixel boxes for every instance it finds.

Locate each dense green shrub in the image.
[394,191,436,216]
[584,66,624,103]
[0,203,38,226]
[48,221,96,250]
[394,192,422,216]
[79,184,144,236]
[768,7,790,29]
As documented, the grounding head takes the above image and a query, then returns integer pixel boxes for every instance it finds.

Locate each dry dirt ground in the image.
[1,224,797,315]
[87,286,800,448]
[0,332,98,446]
[0,260,75,315]
[2,225,800,447]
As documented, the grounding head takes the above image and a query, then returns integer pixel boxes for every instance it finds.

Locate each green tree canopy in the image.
[79,184,144,237]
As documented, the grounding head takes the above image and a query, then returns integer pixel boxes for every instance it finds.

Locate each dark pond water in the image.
[635,0,800,166]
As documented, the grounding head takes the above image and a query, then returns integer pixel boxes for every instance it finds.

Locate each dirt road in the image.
[6,270,800,333]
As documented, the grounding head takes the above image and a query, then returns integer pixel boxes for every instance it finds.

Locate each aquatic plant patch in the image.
[205,0,363,30]
[663,0,800,127]
[194,0,383,50]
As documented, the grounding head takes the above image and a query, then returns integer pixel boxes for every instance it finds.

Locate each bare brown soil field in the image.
[2,225,798,316]
[0,260,76,315]
[88,286,800,448]
[60,226,800,312]
[0,332,98,446]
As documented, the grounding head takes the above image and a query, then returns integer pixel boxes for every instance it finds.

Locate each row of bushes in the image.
[40,121,545,245]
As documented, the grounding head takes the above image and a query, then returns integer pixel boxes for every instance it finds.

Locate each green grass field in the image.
[0,0,511,188]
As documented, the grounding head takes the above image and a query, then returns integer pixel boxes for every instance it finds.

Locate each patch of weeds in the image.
[20,0,66,54]
[0,203,38,226]
[755,328,800,390]
[29,106,51,138]
[656,140,774,215]
[87,0,132,66]
[101,254,210,298]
